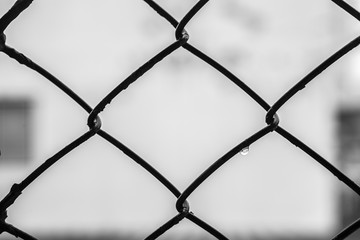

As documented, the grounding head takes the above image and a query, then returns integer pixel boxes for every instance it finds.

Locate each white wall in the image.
[0,0,353,238]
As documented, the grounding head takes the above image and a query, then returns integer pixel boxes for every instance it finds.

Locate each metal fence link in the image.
[0,0,359,239]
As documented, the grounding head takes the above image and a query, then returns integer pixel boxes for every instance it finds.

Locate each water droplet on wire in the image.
[240,146,249,156]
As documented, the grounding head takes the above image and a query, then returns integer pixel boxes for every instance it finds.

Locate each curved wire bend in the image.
[0,0,33,33]
[0,0,359,240]
[267,35,360,119]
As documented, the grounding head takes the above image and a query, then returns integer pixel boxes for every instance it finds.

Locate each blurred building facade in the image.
[0,0,358,239]
[335,1,360,240]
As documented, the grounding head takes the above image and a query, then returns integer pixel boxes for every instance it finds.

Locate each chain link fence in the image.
[0,0,359,239]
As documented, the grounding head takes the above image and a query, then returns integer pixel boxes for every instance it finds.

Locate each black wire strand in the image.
[0,0,359,239]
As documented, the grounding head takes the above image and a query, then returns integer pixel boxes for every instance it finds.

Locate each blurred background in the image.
[0,0,359,239]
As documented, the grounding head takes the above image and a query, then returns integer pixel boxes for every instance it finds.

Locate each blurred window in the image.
[0,99,32,164]
[337,107,360,239]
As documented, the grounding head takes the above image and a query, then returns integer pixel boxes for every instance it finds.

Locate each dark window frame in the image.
[337,106,360,239]
[0,98,33,164]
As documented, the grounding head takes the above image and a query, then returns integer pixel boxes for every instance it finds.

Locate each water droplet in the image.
[240,146,249,156]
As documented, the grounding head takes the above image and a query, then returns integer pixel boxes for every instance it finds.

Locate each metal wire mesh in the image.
[0,0,359,239]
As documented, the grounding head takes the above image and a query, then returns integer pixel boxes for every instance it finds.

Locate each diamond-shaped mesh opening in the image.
[0,0,359,240]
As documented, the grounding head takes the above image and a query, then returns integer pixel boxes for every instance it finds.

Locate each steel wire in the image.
[0,0,359,239]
